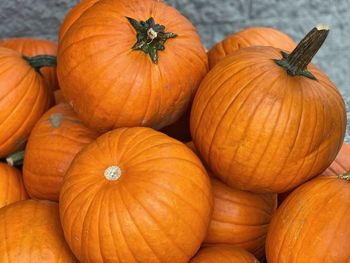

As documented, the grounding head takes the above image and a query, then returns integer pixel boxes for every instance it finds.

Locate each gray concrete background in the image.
[0,0,349,142]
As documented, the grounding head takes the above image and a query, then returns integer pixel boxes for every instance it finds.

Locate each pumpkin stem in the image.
[126,17,177,64]
[339,171,350,181]
[23,55,57,74]
[104,166,122,181]
[275,24,329,80]
[6,150,24,167]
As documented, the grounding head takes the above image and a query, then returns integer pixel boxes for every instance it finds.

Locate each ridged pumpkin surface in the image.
[0,200,77,262]
[23,103,99,201]
[266,175,350,262]
[0,47,50,158]
[59,127,213,262]
[204,178,277,258]
[323,143,350,176]
[190,245,259,263]
[0,37,58,91]
[0,163,28,209]
[208,27,296,68]
[57,0,208,132]
[191,46,346,193]
[58,0,99,42]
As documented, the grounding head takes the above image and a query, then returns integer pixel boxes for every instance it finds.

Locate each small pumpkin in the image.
[0,37,59,92]
[266,174,350,262]
[190,245,259,263]
[191,25,346,193]
[57,0,208,132]
[58,0,99,42]
[0,200,77,262]
[23,103,99,201]
[0,47,55,158]
[0,163,28,209]
[208,27,296,68]
[323,143,350,176]
[59,127,213,262]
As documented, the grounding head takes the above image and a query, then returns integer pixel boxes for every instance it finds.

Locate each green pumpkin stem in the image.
[6,150,25,167]
[275,24,330,80]
[127,17,177,64]
[23,55,57,74]
[339,171,350,181]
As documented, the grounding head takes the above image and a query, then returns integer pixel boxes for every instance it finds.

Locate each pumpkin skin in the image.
[0,200,77,262]
[23,103,99,201]
[266,175,350,262]
[208,27,296,69]
[190,245,259,263]
[0,47,51,158]
[204,178,277,259]
[59,127,213,262]
[0,163,28,209]
[0,37,58,91]
[323,143,350,176]
[54,89,66,104]
[58,0,99,42]
[191,46,346,193]
[57,0,208,132]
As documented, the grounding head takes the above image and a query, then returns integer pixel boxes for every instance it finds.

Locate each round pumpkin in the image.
[59,127,213,262]
[0,47,55,158]
[266,174,350,262]
[58,0,99,42]
[0,163,28,209]
[208,27,296,68]
[190,245,259,263]
[23,103,99,201]
[323,143,350,176]
[0,200,77,262]
[204,178,277,259]
[191,25,346,193]
[0,37,58,92]
[57,0,208,132]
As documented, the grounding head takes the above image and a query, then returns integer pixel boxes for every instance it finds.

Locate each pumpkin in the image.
[0,47,55,158]
[266,174,350,262]
[58,0,99,42]
[208,27,296,68]
[191,25,346,193]
[0,163,28,209]
[160,107,192,142]
[23,103,99,201]
[54,89,66,104]
[57,0,208,132]
[204,178,276,259]
[0,37,59,92]
[190,245,259,263]
[59,127,213,262]
[0,200,77,262]
[323,143,350,176]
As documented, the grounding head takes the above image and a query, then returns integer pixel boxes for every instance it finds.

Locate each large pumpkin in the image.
[57,0,208,132]
[58,0,99,42]
[266,174,350,262]
[190,245,259,263]
[204,178,277,258]
[323,143,350,176]
[0,47,55,158]
[0,200,77,262]
[23,103,99,201]
[0,163,28,209]
[59,127,213,262]
[0,37,58,92]
[191,25,346,193]
[208,27,296,68]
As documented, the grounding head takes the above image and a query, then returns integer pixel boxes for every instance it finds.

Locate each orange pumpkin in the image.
[191,25,346,193]
[204,178,277,258]
[0,37,58,91]
[0,163,28,209]
[323,143,350,176]
[190,245,259,263]
[59,127,213,262]
[208,27,296,68]
[266,174,350,262]
[58,0,99,42]
[23,103,99,201]
[54,89,66,104]
[0,200,77,262]
[57,0,208,132]
[0,47,55,158]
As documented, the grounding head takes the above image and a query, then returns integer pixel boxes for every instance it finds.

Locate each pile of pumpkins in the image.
[0,0,349,262]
